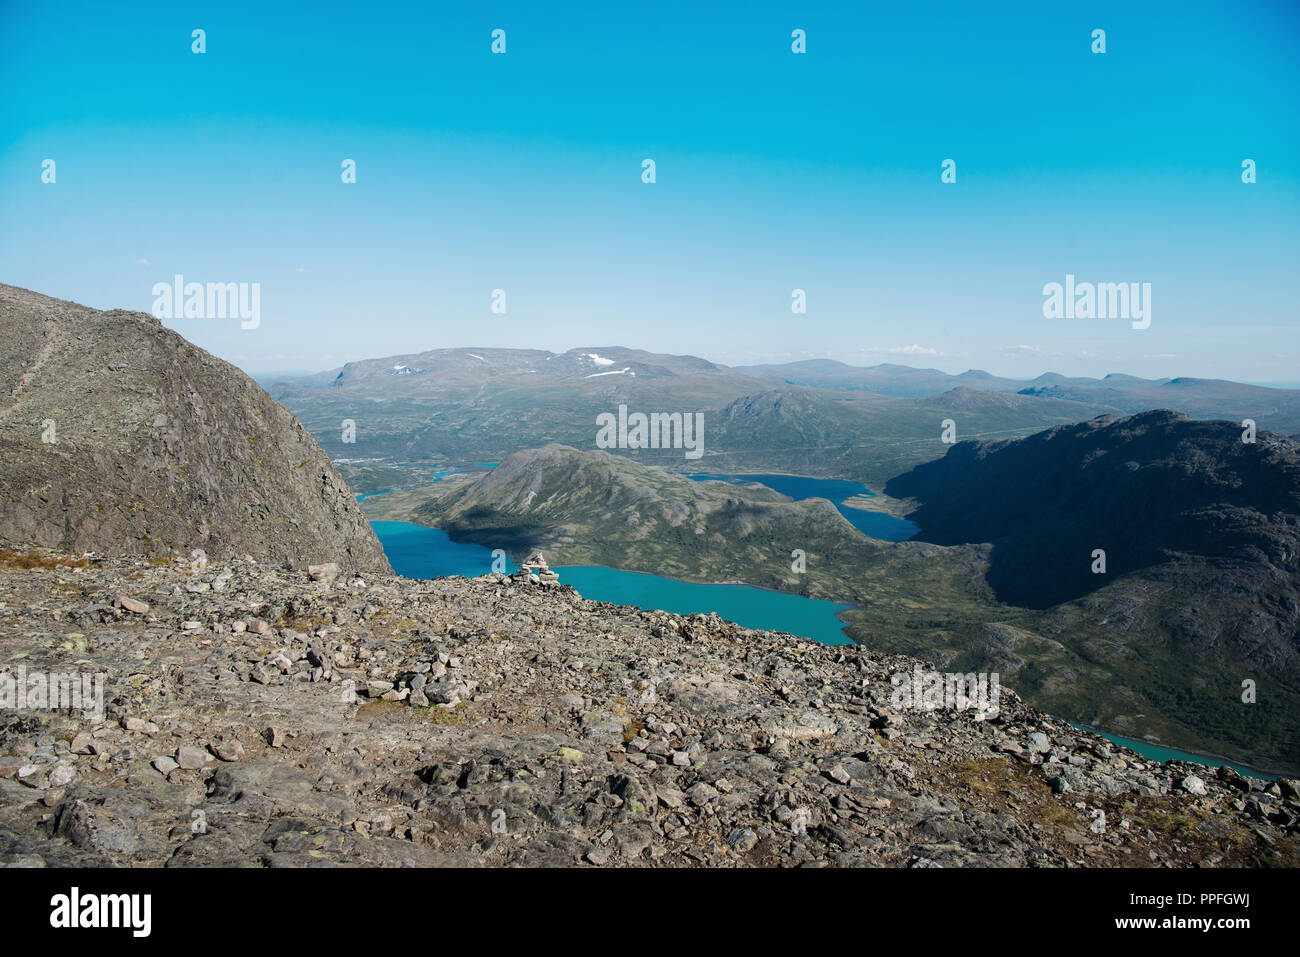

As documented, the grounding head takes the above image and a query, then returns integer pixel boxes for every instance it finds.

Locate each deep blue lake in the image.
[682,472,919,541]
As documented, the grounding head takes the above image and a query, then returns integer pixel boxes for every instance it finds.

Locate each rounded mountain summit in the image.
[0,284,389,574]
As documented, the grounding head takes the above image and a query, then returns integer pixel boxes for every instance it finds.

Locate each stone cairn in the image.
[514,552,560,586]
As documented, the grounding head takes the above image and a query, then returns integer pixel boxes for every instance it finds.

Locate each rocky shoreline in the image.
[0,550,1295,867]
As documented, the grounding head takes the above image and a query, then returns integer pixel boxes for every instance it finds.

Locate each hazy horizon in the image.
[236,339,1300,392]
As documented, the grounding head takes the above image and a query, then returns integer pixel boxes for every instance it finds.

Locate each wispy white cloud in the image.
[1001,344,1062,359]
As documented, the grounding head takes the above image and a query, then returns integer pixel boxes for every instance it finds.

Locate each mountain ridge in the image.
[739,359,1300,434]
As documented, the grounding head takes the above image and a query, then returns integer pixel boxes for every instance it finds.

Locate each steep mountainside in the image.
[886,410,1300,608]
[880,410,1300,772]
[0,285,389,573]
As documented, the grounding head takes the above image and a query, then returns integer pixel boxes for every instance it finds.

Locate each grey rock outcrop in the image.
[0,284,388,574]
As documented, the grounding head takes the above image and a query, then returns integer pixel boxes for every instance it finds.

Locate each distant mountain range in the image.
[269,347,1300,495]
[267,348,1117,491]
[734,359,1033,396]
[737,359,1300,436]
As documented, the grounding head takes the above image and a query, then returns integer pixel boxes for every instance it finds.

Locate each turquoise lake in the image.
[1071,725,1275,781]
[556,566,854,645]
[371,520,854,645]
[369,519,1278,778]
[370,520,505,579]
[356,469,456,501]
[682,472,919,541]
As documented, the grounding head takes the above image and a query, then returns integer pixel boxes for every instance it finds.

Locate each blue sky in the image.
[2,0,1298,381]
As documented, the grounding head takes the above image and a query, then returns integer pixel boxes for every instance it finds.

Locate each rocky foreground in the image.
[0,550,1296,868]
